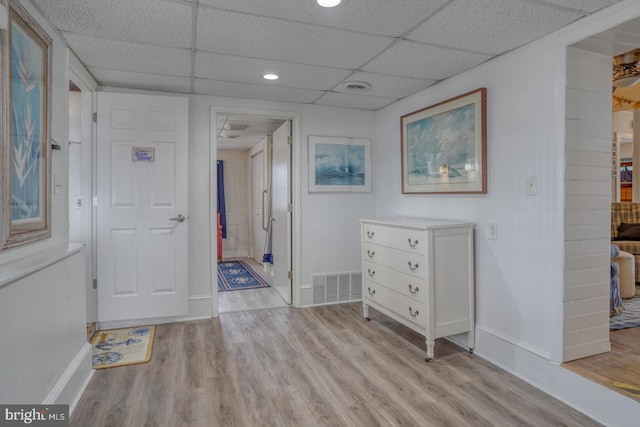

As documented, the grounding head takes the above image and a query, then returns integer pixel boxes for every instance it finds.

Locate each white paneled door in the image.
[97,93,189,322]
[271,121,292,304]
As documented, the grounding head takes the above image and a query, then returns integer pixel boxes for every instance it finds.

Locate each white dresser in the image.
[360,217,475,361]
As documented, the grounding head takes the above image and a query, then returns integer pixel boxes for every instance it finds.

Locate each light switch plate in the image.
[487,222,498,240]
[526,176,538,196]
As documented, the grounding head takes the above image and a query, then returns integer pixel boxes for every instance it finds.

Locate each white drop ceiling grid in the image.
[32,0,622,111]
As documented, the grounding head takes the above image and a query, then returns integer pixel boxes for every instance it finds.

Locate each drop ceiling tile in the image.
[195,52,352,90]
[541,0,621,13]
[197,0,449,37]
[32,0,192,48]
[313,92,397,110]
[63,33,191,77]
[194,78,324,104]
[407,0,584,55]
[88,68,192,93]
[196,8,393,69]
[335,71,436,99]
[363,40,493,80]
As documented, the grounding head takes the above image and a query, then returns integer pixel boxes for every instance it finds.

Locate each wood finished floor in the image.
[217,258,287,314]
[72,304,601,427]
[564,291,640,403]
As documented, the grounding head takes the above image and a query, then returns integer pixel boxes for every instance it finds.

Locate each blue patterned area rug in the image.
[611,287,640,330]
[218,260,270,292]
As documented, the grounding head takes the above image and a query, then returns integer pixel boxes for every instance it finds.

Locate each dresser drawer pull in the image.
[408,238,419,248]
[368,287,376,296]
[409,307,419,317]
[408,261,419,271]
[408,284,419,294]
[366,230,375,238]
[367,250,375,258]
[367,269,376,278]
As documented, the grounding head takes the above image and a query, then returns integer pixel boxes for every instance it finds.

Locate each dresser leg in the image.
[425,339,435,362]
[363,303,370,320]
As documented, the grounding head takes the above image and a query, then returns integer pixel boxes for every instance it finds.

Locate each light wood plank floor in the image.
[72,304,601,426]
[564,292,640,403]
[218,258,288,314]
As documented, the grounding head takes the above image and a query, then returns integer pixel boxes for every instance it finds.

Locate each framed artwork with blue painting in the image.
[309,136,371,193]
[401,88,487,194]
[0,0,52,249]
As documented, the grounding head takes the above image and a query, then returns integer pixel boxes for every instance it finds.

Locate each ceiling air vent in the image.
[342,81,371,93]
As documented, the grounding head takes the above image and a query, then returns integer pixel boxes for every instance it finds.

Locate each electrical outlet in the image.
[487,222,498,240]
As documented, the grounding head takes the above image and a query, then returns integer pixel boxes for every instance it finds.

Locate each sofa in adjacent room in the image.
[611,202,640,284]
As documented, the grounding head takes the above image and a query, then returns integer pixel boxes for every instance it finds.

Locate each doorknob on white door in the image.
[169,214,186,223]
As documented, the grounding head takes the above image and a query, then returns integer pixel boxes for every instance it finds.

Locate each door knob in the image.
[169,214,186,223]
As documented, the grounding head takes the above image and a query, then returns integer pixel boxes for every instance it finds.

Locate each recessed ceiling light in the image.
[317,0,342,7]
[263,74,279,80]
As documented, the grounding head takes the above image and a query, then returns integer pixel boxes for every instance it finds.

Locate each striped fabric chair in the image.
[611,202,640,281]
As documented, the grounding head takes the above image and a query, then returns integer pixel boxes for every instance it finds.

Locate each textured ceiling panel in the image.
[30,0,627,112]
[407,0,584,55]
[195,8,394,69]
[313,92,398,110]
[195,52,352,90]
[88,68,192,93]
[541,0,621,13]
[194,79,324,103]
[32,0,192,48]
[197,0,449,37]
[63,33,192,77]
[335,71,436,99]
[363,41,492,80]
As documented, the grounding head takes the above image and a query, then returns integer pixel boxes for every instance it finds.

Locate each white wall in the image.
[0,0,93,412]
[563,46,612,362]
[376,38,561,360]
[374,0,640,423]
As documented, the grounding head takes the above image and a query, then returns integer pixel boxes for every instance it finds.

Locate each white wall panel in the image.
[111,106,136,129]
[111,229,137,295]
[111,142,136,207]
[150,228,176,293]
[150,107,176,131]
[151,142,176,207]
[564,46,612,362]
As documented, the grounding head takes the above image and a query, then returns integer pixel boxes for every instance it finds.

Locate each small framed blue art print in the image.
[308,136,371,193]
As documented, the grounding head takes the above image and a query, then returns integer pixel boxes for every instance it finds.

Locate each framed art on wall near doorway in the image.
[401,88,487,194]
[308,136,372,193]
[0,0,53,250]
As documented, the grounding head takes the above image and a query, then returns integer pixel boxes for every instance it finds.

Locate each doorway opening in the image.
[214,111,296,314]
[67,77,97,339]
[561,19,640,403]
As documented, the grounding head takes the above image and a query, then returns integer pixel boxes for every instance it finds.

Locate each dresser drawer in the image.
[363,261,426,304]
[362,242,425,279]
[362,223,424,254]
[363,280,427,332]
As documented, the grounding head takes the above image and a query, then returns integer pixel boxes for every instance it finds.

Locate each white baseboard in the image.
[475,327,639,427]
[43,342,94,415]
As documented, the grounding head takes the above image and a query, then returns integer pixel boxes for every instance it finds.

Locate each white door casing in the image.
[97,92,189,322]
[251,146,266,264]
[271,121,292,304]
